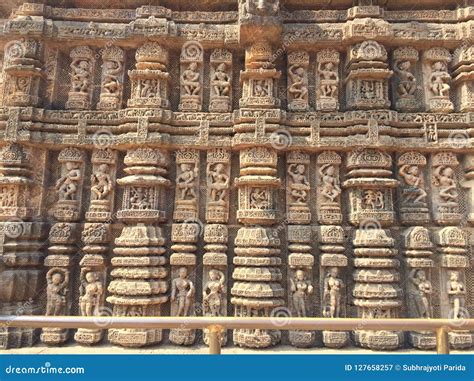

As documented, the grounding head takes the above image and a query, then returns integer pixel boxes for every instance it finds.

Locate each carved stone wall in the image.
[0,0,473,351]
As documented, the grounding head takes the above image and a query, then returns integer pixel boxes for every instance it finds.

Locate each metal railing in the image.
[1,315,473,354]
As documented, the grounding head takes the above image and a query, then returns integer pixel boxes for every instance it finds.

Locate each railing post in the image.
[436,327,450,354]
[207,325,223,355]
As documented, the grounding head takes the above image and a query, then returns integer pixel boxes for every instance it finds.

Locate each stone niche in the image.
[0,0,472,353]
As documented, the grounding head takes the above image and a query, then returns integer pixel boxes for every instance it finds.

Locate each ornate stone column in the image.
[344,149,403,350]
[2,38,43,107]
[437,227,473,349]
[462,155,474,225]
[316,49,340,111]
[66,46,95,110]
[209,49,232,113]
[402,227,436,349]
[98,46,125,110]
[0,144,45,349]
[452,45,474,112]
[392,47,420,112]
[423,48,454,113]
[41,147,85,345]
[202,148,231,346]
[74,149,117,345]
[287,52,309,112]
[107,148,170,347]
[179,42,204,112]
[169,149,200,346]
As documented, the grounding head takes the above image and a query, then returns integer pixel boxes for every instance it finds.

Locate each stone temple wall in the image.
[0,0,473,351]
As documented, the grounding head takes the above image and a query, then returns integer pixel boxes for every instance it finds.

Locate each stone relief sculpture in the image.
[0,0,473,354]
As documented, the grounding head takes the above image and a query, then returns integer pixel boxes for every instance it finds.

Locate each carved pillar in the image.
[3,38,43,107]
[402,227,436,349]
[392,47,420,112]
[41,148,85,345]
[98,46,125,110]
[287,51,309,111]
[431,153,461,225]
[320,225,349,348]
[316,49,340,111]
[74,149,117,345]
[437,227,473,349]
[66,46,95,110]
[423,48,454,113]
[344,149,403,350]
[345,41,392,110]
[317,151,342,225]
[202,149,231,346]
[452,45,474,112]
[169,149,200,346]
[0,144,45,349]
[43,47,60,108]
[209,49,232,112]
[287,225,315,347]
[232,146,283,348]
[462,155,474,225]
[179,42,204,112]
[128,43,170,110]
[107,148,170,347]
[397,152,430,225]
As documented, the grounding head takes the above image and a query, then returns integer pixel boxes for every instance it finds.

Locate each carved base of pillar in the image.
[318,205,343,225]
[233,329,281,349]
[323,331,350,348]
[0,328,37,350]
[289,330,316,348]
[108,329,162,347]
[54,200,80,221]
[40,328,69,346]
[409,332,436,350]
[169,329,196,346]
[179,96,201,112]
[288,99,309,112]
[354,330,403,350]
[316,97,338,111]
[98,95,120,111]
[209,96,231,112]
[66,92,91,110]
[173,200,198,221]
[74,329,104,345]
[449,331,473,349]
[396,97,418,112]
[288,206,311,224]
[400,206,430,225]
[428,97,454,113]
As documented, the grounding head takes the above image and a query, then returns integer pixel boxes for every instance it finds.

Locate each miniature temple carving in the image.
[0,0,473,353]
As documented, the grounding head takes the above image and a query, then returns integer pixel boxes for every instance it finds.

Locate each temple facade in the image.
[0,0,473,351]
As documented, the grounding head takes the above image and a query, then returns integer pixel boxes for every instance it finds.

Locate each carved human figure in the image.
[433,165,458,204]
[130,187,151,209]
[288,65,308,100]
[71,59,91,93]
[212,63,231,97]
[290,269,313,317]
[323,267,343,318]
[203,269,226,317]
[56,162,82,201]
[140,79,157,98]
[250,187,269,209]
[208,163,229,203]
[429,61,450,97]
[91,163,113,201]
[288,164,309,203]
[79,271,103,317]
[318,62,339,98]
[399,164,427,204]
[253,80,269,97]
[181,62,201,96]
[46,269,69,316]
[409,269,432,318]
[319,164,341,203]
[363,189,384,210]
[0,187,15,207]
[395,60,417,97]
[15,77,28,93]
[176,163,198,201]
[102,60,122,95]
[447,271,465,319]
[171,267,195,317]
